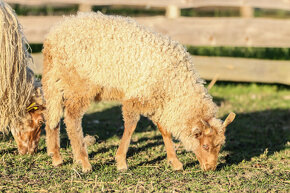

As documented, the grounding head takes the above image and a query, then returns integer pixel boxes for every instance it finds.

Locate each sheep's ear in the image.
[201,119,210,128]
[37,105,46,112]
[201,120,212,135]
[222,112,236,130]
[33,86,44,106]
[192,127,202,138]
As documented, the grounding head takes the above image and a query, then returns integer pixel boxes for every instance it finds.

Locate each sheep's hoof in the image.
[82,163,92,173]
[116,161,128,171]
[168,159,183,171]
[52,156,63,167]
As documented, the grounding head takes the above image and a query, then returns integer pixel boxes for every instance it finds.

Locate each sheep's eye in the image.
[202,144,209,150]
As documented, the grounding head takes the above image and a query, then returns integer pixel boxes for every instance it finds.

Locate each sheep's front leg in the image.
[157,123,183,170]
[64,111,91,173]
[115,101,140,171]
[45,123,63,166]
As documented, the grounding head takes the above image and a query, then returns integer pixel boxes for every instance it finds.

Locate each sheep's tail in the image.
[42,40,63,129]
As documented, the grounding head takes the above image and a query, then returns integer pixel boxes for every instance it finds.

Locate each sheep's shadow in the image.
[57,106,122,149]
[0,147,18,155]
[55,103,289,169]
[219,108,290,168]
[58,105,162,155]
[0,133,19,155]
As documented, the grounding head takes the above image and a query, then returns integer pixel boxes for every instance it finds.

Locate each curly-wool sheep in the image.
[42,12,235,172]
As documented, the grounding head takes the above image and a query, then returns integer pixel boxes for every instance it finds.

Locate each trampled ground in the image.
[0,83,289,192]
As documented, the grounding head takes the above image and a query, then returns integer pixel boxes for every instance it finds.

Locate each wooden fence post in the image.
[79,3,92,12]
[166,5,180,18]
[240,5,254,18]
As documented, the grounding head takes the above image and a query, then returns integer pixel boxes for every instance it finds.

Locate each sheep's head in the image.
[191,112,235,171]
[11,86,45,155]
[11,105,45,155]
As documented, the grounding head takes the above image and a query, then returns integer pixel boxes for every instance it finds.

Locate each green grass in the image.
[12,4,78,16]
[182,7,240,17]
[93,6,165,17]
[255,8,290,19]
[182,8,290,19]
[187,46,290,60]
[0,83,289,192]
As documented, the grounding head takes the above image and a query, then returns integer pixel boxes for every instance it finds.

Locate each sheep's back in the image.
[45,12,194,99]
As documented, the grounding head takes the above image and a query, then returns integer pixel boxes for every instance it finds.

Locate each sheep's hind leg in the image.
[115,101,140,171]
[157,123,183,171]
[64,100,92,173]
[45,123,63,166]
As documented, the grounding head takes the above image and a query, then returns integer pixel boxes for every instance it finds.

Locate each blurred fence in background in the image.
[6,0,290,85]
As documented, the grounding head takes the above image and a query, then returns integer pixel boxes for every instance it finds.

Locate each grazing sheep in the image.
[0,1,44,154]
[42,12,235,172]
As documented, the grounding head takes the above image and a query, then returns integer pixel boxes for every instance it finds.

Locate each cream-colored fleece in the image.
[43,12,222,151]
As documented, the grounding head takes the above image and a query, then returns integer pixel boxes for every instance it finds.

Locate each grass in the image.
[255,8,290,19]
[93,6,165,17]
[182,7,240,17]
[187,46,290,60]
[12,4,78,16]
[0,83,289,192]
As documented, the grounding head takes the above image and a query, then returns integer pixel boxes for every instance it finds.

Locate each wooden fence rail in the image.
[6,0,290,11]
[19,16,290,48]
[29,53,290,85]
[5,0,290,84]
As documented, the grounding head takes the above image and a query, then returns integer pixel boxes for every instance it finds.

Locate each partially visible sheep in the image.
[42,12,235,172]
[0,1,44,154]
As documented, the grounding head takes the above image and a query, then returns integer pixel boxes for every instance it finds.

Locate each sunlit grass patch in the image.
[0,83,289,192]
